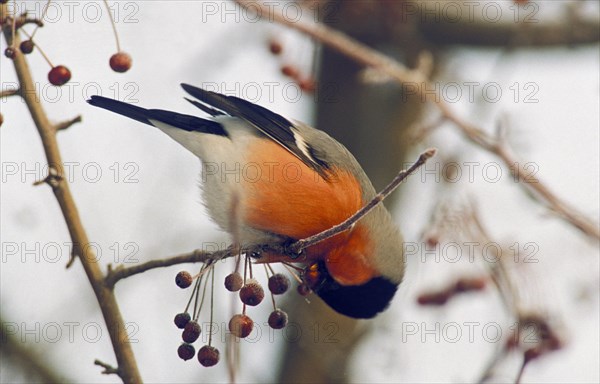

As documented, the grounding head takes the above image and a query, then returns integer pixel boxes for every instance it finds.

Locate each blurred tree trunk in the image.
[314,1,425,195]
[275,2,425,382]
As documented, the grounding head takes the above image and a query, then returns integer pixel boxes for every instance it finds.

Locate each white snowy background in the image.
[1,1,598,383]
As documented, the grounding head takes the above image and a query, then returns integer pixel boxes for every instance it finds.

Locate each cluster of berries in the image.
[4,42,131,86]
[173,270,220,367]
[3,0,131,87]
[267,38,315,93]
[224,271,291,332]
[172,262,293,368]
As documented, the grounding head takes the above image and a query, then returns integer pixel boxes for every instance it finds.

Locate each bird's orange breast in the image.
[242,139,377,286]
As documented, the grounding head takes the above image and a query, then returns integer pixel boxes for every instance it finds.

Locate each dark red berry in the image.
[109,52,132,73]
[175,271,193,288]
[239,279,264,306]
[268,309,288,329]
[268,273,290,295]
[182,320,201,343]
[228,314,253,338]
[269,40,283,55]
[425,234,440,248]
[48,65,71,86]
[197,345,220,367]
[177,343,195,361]
[299,78,316,93]
[281,65,299,78]
[19,40,34,54]
[455,277,486,293]
[174,312,191,329]
[224,272,243,292]
[4,47,16,59]
[417,291,449,306]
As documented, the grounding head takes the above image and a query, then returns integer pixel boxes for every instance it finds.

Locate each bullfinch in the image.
[88,84,405,318]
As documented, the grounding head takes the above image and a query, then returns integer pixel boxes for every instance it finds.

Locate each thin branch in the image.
[105,248,233,288]
[514,358,528,384]
[468,201,521,315]
[106,149,435,285]
[54,114,82,131]
[233,0,599,241]
[0,13,44,31]
[94,359,120,376]
[1,4,142,383]
[0,88,21,98]
[32,165,62,188]
[15,14,45,30]
[29,1,50,39]
[290,148,436,253]
[419,17,600,47]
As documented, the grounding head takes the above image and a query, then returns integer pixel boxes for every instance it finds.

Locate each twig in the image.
[290,148,437,253]
[105,247,234,288]
[419,13,600,47]
[94,359,120,376]
[467,201,521,316]
[29,1,50,39]
[1,4,142,383]
[233,0,599,241]
[0,88,21,98]
[54,115,82,131]
[514,358,527,384]
[32,165,62,188]
[14,17,44,29]
[104,149,434,285]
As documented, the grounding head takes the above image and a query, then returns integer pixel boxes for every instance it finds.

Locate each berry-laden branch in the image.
[104,149,436,286]
[1,5,142,384]
[233,0,600,241]
[105,248,234,288]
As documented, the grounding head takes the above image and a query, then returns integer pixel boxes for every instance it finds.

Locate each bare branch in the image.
[1,13,44,29]
[234,0,599,241]
[290,148,436,253]
[105,149,434,285]
[94,359,120,376]
[105,248,234,288]
[54,114,82,131]
[32,166,62,188]
[0,88,21,98]
[14,14,44,29]
[420,18,600,47]
[1,4,142,383]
